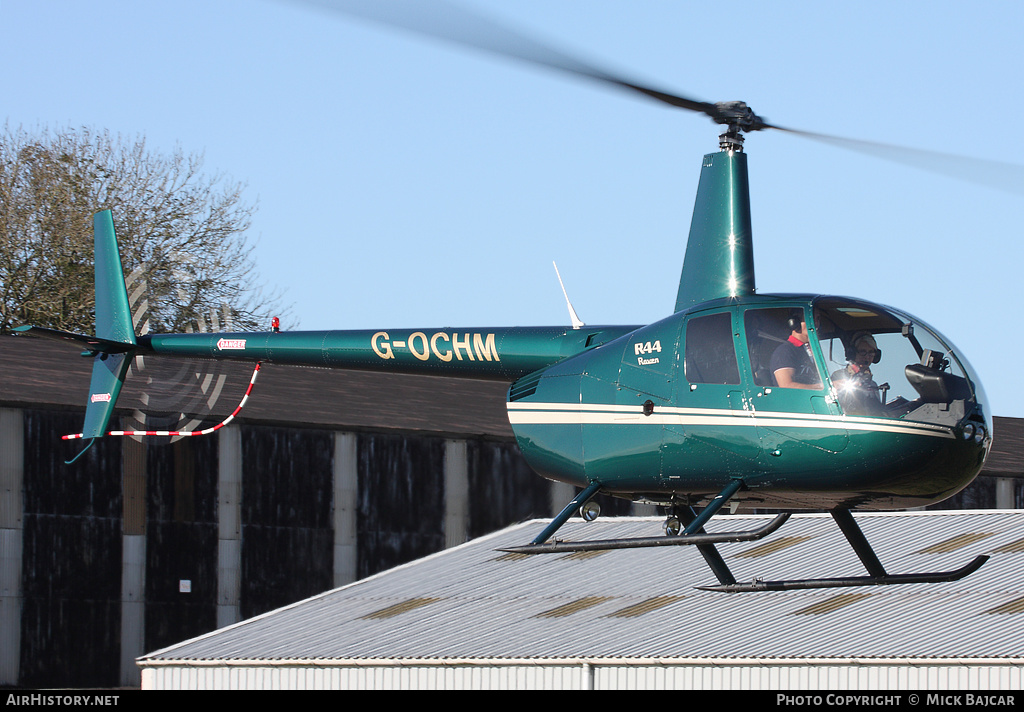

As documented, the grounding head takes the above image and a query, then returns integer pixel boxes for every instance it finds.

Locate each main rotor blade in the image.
[777,127,1024,196]
[298,0,1024,193]
[297,0,725,121]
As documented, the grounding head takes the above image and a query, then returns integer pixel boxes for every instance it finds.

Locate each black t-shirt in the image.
[770,338,820,387]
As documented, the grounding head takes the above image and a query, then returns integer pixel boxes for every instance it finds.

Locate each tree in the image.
[0,124,282,335]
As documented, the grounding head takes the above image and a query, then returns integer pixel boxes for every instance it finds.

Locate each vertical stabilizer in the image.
[80,211,136,442]
[93,211,136,346]
[80,353,132,440]
[674,150,755,311]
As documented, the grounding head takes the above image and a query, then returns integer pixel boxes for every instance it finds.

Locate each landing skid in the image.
[505,481,991,592]
[499,512,790,554]
[704,507,990,593]
[697,555,989,592]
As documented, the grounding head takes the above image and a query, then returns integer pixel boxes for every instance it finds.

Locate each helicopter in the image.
[14,2,998,592]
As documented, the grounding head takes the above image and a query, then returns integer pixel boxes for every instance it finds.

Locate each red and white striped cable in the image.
[63,362,262,440]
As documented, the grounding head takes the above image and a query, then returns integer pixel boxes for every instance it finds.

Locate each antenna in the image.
[553,261,585,330]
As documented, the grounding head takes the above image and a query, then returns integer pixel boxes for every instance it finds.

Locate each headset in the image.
[845,330,882,364]
[786,311,804,333]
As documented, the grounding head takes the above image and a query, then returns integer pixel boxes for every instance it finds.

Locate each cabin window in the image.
[744,307,823,390]
[684,312,740,385]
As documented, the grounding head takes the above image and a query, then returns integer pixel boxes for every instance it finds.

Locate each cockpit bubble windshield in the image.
[813,298,981,427]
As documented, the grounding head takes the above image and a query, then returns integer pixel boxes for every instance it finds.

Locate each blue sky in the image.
[4,0,1024,417]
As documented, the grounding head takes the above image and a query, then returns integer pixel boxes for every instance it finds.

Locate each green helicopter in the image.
[15,2,994,592]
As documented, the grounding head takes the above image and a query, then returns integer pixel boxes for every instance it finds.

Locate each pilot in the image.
[830,332,884,415]
[770,313,822,389]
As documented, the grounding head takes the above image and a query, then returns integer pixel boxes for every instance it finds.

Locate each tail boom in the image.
[141,325,639,381]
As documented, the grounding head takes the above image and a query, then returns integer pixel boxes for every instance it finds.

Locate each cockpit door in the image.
[740,306,849,458]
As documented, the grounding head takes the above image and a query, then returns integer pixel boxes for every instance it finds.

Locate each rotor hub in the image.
[712,101,769,134]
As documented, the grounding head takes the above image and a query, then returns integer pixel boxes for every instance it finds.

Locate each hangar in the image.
[1,335,1023,688]
[138,511,1024,690]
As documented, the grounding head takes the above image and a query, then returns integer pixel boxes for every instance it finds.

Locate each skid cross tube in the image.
[503,478,773,557]
[683,479,743,535]
[832,507,887,578]
[529,482,603,546]
[677,504,737,586]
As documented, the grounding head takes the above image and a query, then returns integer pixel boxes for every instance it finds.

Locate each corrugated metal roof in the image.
[140,510,1024,664]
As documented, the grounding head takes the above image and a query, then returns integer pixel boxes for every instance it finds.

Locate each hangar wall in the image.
[138,660,1023,691]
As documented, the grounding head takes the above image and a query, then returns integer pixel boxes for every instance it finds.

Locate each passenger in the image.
[770,314,822,389]
[831,332,885,415]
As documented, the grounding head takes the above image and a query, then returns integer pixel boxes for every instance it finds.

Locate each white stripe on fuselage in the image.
[505,402,956,439]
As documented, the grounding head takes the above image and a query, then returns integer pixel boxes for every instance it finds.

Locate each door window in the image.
[743,307,823,390]
[684,311,740,385]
